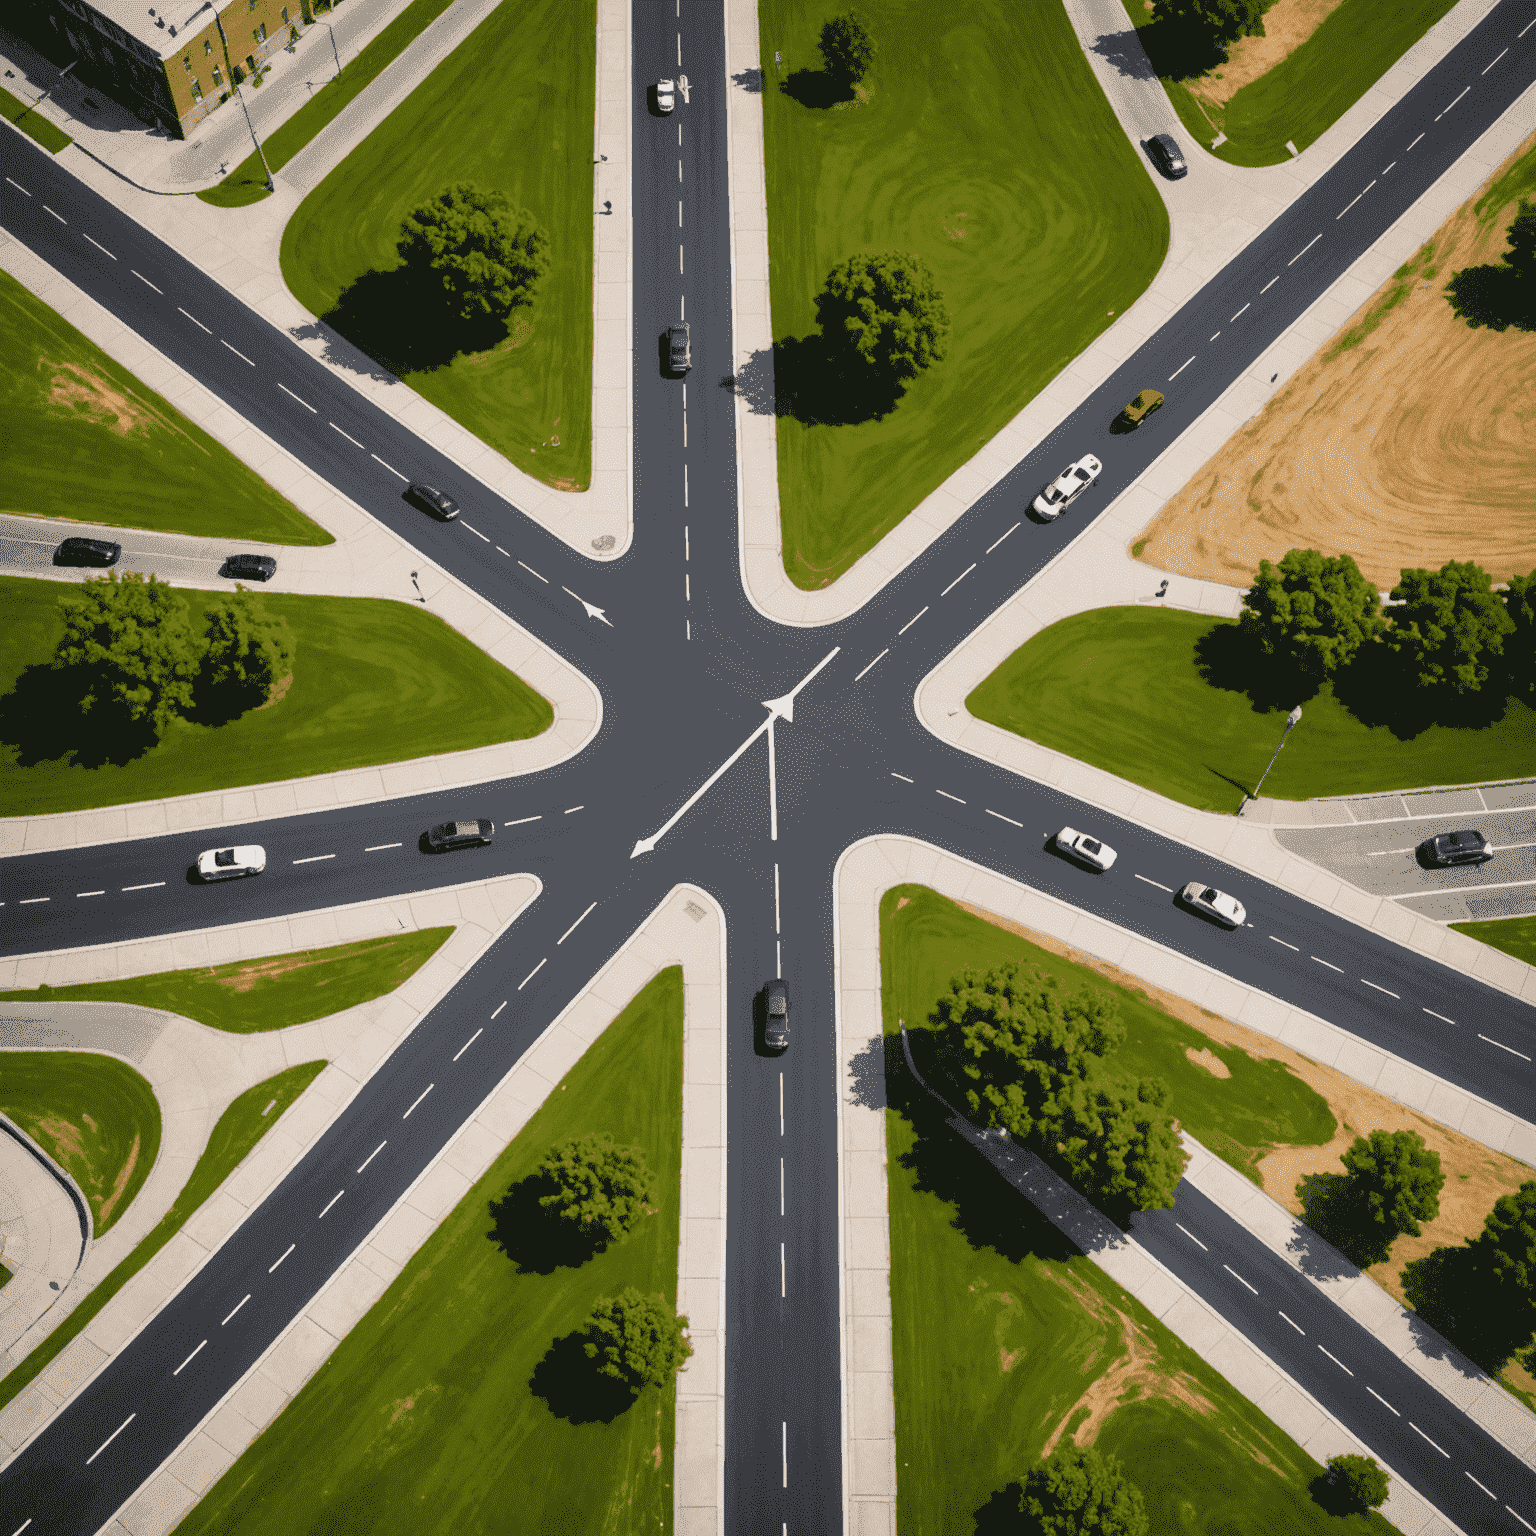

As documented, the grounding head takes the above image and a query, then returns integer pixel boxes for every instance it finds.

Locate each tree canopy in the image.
[582,1288,692,1395]
[1340,1128,1442,1243]
[1019,1445,1150,1536]
[1388,560,1514,693]
[397,182,551,322]
[1151,0,1267,46]
[1238,548,1385,677]
[819,12,876,83]
[1325,1455,1389,1511]
[537,1132,654,1246]
[816,252,950,379]
[201,585,295,702]
[1053,1075,1187,1214]
[1504,568,1536,695]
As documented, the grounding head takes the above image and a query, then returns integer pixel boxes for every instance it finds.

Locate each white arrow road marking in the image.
[562,586,613,625]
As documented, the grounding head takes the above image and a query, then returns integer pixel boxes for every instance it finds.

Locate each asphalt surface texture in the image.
[1,0,1536,1528]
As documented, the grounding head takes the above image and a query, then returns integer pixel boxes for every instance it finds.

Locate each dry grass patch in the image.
[42,360,180,441]
[1180,0,1348,107]
[1186,1045,1231,1078]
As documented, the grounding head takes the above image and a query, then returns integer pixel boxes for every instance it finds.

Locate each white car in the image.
[1056,827,1117,871]
[1032,454,1103,519]
[656,78,676,113]
[1179,881,1246,928]
[198,845,266,881]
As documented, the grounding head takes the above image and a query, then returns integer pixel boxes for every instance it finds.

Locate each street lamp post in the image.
[212,7,274,191]
[1249,705,1303,805]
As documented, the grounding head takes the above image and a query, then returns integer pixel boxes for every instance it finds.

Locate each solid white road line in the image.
[558,902,596,944]
[371,453,408,481]
[1311,956,1344,972]
[936,790,965,804]
[221,1294,250,1325]
[1134,874,1172,892]
[1361,979,1399,998]
[1223,1264,1257,1295]
[364,842,402,851]
[178,306,211,332]
[85,1413,135,1465]
[269,1243,295,1273]
[357,1141,386,1173]
[941,563,976,596]
[898,606,928,635]
[172,1340,207,1376]
[318,1190,344,1219]
[121,882,165,891]
[454,1028,483,1061]
[221,339,255,366]
[986,809,1023,827]
[1318,1345,1353,1376]
[519,958,547,990]
[491,1001,508,1020]
[1366,1385,1400,1415]
[1480,1034,1532,1061]
[292,854,334,864]
[403,1084,434,1119]
[1279,1311,1305,1335]
[1411,1422,1450,1457]
[1175,1223,1207,1250]
[278,382,316,412]
[985,522,1021,553]
[83,233,116,259]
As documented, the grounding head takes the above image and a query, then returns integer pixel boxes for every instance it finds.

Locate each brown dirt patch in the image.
[385,1385,439,1428]
[1185,1045,1231,1078]
[97,1133,140,1228]
[256,672,294,711]
[546,476,586,492]
[42,359,194,444]
[1134,132,1536,589]
[207,936,393,993]
[1189,0,1348,109]
[34,1115,85,1167]
[896,896,911,910]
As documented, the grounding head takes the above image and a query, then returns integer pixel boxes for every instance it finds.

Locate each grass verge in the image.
[0,269,330,544]
[178,968,683,1534]
[0,85,72,153]
[0,929,453,1032]
[1450,914,1536,968]
[198,0,456,208]
[279,0,594,491]
[882,886,1335,1183]
[0,575,553,816]
[0,1062,324,1414]
[0,1053,161,1236]
[759,0,1167,589]
[966,607,1536,811]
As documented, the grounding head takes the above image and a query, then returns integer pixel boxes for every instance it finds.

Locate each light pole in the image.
[1248,705,1303,805]
[319,18,342,76]
[212,6,274,191]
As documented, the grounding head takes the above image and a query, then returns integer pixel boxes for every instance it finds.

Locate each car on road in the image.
[222,553,277,582]
[764,978,790,1052]
[1031,454,1102,519]
[407,483,460,521]
[197,845,266,881]
[655,78,676,113]
[667,322,692,374]
[56,536,121,567]
[1115,388,1164,430]
[1418,830,1492,867]
[1055,827,1117,871]
[426,819,495,851]
[1179,881,1246,928]
[1146,133,1188,179]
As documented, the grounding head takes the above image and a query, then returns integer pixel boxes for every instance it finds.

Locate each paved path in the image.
[0,1120,89,1361]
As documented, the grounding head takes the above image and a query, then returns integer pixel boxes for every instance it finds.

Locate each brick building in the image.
[12,0,318,138]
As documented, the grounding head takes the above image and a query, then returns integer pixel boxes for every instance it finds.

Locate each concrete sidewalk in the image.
[1245,778,1536,830]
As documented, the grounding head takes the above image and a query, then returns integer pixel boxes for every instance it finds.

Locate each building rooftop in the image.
[85,0,225,61]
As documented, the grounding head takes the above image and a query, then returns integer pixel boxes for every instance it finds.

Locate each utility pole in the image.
[212,3,274,191]
[1248,705,1303,806]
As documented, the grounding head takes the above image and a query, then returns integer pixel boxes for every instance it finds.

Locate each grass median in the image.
[0,85,72,153]
[0,575,553,817]
[179,968,683,1535]
[280,0,594,491]
[0,1062,325,1413]
[759,0,1167,589]
[1451,914,1536,968]
[967,607,1536,811]
[0,930,453,1032]
[0,270,330,544]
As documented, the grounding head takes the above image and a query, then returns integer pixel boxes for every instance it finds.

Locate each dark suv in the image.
[667,322,692,374]
[426,819,495,851]
[222,553,277,581]
[764,978,790,1052]
[1418,830,1492,867]
[55,536,121,567]
[408,483,460,521]
[1146,133,1188,179]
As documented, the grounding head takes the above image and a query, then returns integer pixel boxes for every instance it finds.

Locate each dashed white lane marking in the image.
[357,1141,386,1173]
[898,606,928,635]
[268,1243,295,1273]
[558,902,596,944]
[1134,874,1172,892]
[172,1339,207,1376]
[1410,1422,1449,1457]
[1269,935,1299,950]
[1407,131,1425,149]
[505,815,541,826]
[19,897,49,905]
[1311,955,1344,972]
[1480,1034,1532,1062]
[5,177,31,194]
[402,1084,434,1119]
[292,854,334,865]
[11,1517,33,1534]
[1482,46,1508,72]
[1288,233,1321,265]
[986,522,1021,553]
[43,204,65,223]
[890,772,913,783]
[179,306,212,333]
[221,339,255,366]
[518,560,548,583]
[84,233,116,259]
[329,422,365,449]
[1366,1384,1399,1415]
[1521,12,1536,35]
[1168,355,1195,380]
[1423,1007,1456,1026]
[986,809,1022,827]
[371,453,408,481]
[1508,1503,1536,1533]
[679,243,684,273]
[936,790,965,804]
[1176,1222,1207,1250]
[121,882,165,892]
[1361,978,1399,998]
[85,1413,135,1465]
[279,382,316,412]
[1467,1473,1497,1498]
[318,1190,344,1219]
[496,544,510,556]
[940,563,976,596]
[1318,1345,1353,1376]
[1260,276,1279,294]
[1223,1263,1257,1295]
[854,649,888,681]
[782,1421,788,1488]
[491,1001,508,1020]
[1230,302,1250,320]
[1209,331,1220,341]
[365,842,402,851]
[519,958,547,990]
[1279,1311,1305,1335]
[77,890,105,897]
[564,805,584,814]
[454,1028,483,1061]
[463,523,490,542]
[221,1294,250,1325]
[1436,85,1470,118]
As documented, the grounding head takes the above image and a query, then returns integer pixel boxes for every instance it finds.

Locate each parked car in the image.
[197,845,266,881]
[1055,827,1117,871]
[764,978,790,1052]
[1115,388,1165,430]
[426,819,495,851]
[1032,454,1102,519]
[668,322,692,373]
[222,553,277,582]
[1179,882,1246,928]
[1418,830,1492,867]
[407,483,460,521]
[1146,133,1188,179]
[655,78,676,113]
[55,536,121,567]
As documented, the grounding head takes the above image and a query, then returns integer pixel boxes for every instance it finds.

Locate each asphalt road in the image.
[1,0,1536,1527]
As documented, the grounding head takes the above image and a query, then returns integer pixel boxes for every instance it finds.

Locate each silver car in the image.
[1179,882,1246,928]
[198,845,266,881]
[656,78,676,113]
[1032,454,1102,519]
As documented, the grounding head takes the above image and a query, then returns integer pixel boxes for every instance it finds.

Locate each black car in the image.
[55,536,121,567]
[426,819,495,851]
[1419,830,1492,867]
[667,322,692,374]
[1146,133,1188,179]
[764,978,790,1052]
[408,483,460,521]
[222,553,277,581]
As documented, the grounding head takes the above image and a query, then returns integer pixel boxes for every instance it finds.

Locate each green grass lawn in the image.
[0,1062,324,1413]
[0,929,453,1032]
[0,1053,161,1235]
[883,886,1335,1183]
[1451,914,1536,968]
[199,0,457,208]
[0,575,553,816]
[1122,0,1459,167]
[179,968,683,1535]
[967,608,1536,811]
[279,0,594,491]
[759,0,1167,589]
[0,270,329,544]
[0,85,72,152]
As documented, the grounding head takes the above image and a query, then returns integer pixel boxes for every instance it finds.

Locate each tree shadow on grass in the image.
[1401,1245,1536,1377]
[973,1481,1028,1533]
[1296,1172,1397,1271]
[1330,641,1511,739]
[1134,13,1231,80]
[529,1330,636,1424]
[1445,262,1536,333]
[0,663,160,770]
[1193,621,1323,714]
[486,1173,604,1275]
[185,673,269,730]
[779,67,854,109]
[773,332,905,426]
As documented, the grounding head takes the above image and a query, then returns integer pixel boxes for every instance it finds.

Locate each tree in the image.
[1151,0,1267,47]
[1504,569,1536,695]
[537,1133,654,1247]
[1019,1445,1149,1536]
[54,570,200,736]
[1341,1128,1443,1245]
[1325,1454,1389,1511]
[816,252,950,379]
[1388,560,1514,693]
[819,12,875,84]
[201,585,295,703]
[1049,1076,1187,1215]
[397,182,551,322]
[582,1288,692,1395]
[1238,548,1386,678]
